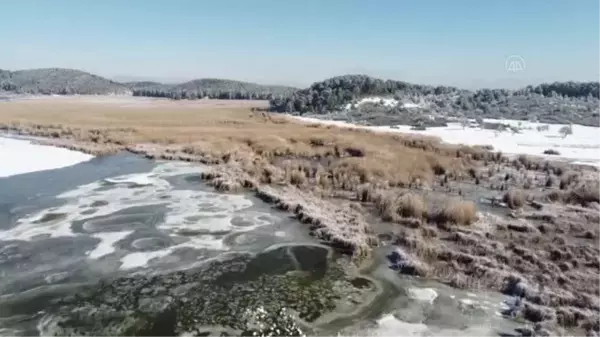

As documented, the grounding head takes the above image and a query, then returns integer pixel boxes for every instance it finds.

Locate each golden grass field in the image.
[0,97,487,189]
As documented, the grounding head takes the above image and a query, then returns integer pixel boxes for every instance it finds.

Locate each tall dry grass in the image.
[0,98,483,190]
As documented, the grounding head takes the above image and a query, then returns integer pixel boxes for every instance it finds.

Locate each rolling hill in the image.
[0,68,130,95]
[0,68,298,100]
[268,74,599,126]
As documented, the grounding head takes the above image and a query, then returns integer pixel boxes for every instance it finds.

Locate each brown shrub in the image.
[564,181,600,206]
[397,193,426,218]
[372,192,426,221]
[545,190,564,203]
[543,149,560,155]
[467,167,478,179]
[503,188,526,209]
[287,169,306,186]
[429,198,478,225]
[545,175,555,187]
[516,154,541,170]
[344,146,366,157]
[559,171,579,190]
[309,137,326,146]
[374,192,399,221]
[356,183,377,202]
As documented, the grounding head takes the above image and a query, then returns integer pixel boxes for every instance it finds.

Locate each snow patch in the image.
[0,136,93,178]
[292,116,600,166]
[343,96,422,110]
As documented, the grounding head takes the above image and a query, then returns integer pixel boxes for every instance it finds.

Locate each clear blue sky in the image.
[1,0,598,88]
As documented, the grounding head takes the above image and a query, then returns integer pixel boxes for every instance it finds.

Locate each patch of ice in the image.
[460,298,476,305]
[407,287,438,303]
[372,314,429,336]
[104,174,157,186]
[119,233,225,270]
[367,312,503,337]
[120,250,174,270]
[0,136,94,178]
[1,161,279,270]
[87,231,133,259]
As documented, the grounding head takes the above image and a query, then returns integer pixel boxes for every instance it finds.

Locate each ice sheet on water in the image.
[361,312,508,337]
[0,161,279,270]
[0,137,94,178]
[87,231,134,259]
[407,287,438,303]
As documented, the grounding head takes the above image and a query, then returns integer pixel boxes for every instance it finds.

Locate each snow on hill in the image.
[343,96,423,110]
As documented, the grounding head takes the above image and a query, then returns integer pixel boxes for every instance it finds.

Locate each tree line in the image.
[266,75,599,126]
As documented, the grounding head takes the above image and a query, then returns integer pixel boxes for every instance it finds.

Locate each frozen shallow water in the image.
[0,136,94,178]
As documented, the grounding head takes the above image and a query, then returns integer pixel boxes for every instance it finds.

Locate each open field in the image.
[1,96,599,335]
[0,97,481,187]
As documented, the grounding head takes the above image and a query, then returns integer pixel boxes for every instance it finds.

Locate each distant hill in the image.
[268,74,466,113]
[0,68,298,100]
[122,81,164,90]
[0,68,130,95]
[129,78,298,100]
[268,74,599,127]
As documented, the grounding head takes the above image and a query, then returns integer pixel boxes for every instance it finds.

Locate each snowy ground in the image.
[0,136,94,178]
[344,96,423,110]
[294,116,600,167]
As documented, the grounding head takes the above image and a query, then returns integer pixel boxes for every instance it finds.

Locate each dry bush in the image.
[287,169,307,186]
[545,175,555,187]
[545,190,564,203]
[515,154,542,171]
[428,198,478,225]
[397,193,426,218]
[373,192,399,221]
[543,149,560,155]
[564,181,600,206]
[559,171,579,190]
[372,191,426,221]
[356,183,378,202]
[503,188,527,209]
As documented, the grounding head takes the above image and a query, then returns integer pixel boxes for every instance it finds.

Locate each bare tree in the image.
[536,124,550,132]
[559,124,573,138]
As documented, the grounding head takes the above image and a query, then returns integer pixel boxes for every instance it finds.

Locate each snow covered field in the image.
[0,136,94,178]
[294,116,600,167]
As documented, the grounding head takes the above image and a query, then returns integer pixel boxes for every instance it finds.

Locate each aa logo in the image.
[505,55,526,73]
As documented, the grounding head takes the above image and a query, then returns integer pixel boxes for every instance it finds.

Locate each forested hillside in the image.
[0,68,130,95]
[268,75,599,126]
[129,78,297,100]
[0,68,297,100]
